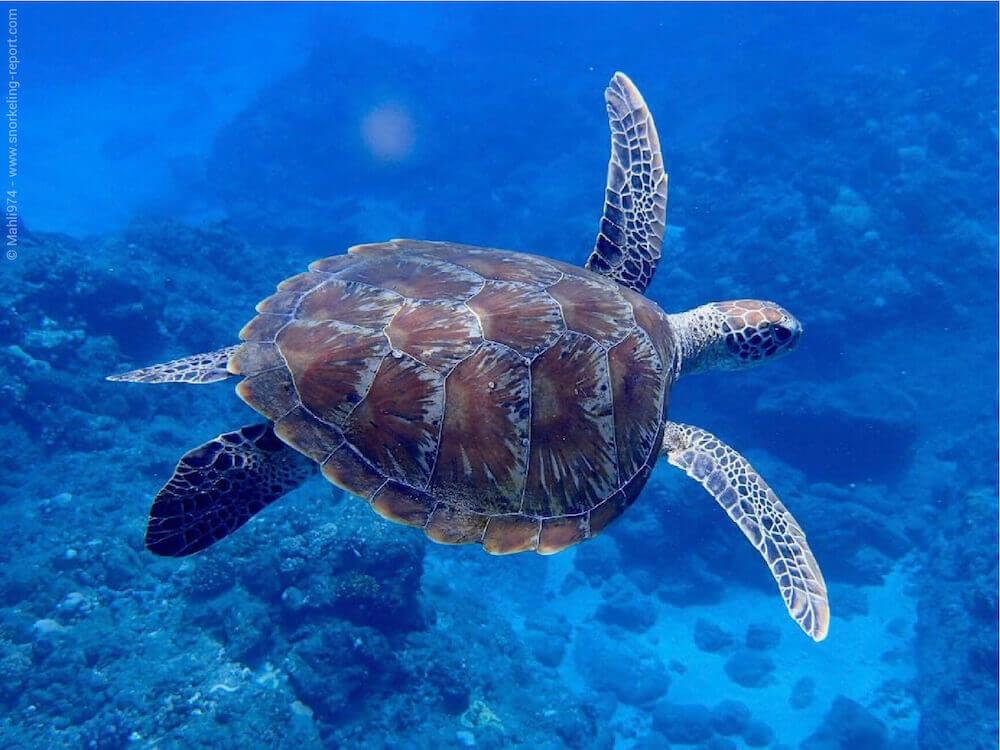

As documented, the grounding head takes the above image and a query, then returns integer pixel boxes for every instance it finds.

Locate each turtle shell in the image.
[230,240,676,555]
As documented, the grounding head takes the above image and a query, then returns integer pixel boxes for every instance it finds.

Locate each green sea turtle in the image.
[110,73,829,640]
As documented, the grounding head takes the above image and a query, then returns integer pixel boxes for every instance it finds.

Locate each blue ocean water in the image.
[2,2,998,748]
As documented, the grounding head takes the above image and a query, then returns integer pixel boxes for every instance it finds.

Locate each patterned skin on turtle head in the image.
[668,300,802,377]
[716,300,802,366]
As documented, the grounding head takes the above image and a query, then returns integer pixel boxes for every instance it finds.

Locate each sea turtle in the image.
[110,73,829,641]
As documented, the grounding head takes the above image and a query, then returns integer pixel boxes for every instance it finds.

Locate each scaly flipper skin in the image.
[585,72,668,294]
[662,421,829,641]
[145,423,316,557]
[107,345,241,384]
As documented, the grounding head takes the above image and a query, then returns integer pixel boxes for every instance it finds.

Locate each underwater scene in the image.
[2,3,998,749]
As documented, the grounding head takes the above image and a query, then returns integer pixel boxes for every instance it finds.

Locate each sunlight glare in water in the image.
[360,103,415,162]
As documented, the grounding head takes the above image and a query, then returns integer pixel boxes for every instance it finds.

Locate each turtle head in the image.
[669,300,802,377]
[715,300,802,368]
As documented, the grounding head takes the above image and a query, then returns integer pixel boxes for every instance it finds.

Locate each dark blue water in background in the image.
[2,3,997,748]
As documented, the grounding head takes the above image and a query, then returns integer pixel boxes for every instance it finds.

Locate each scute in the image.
[427,342,530,515]
[589,421,664,536]
[547,274,635,345]
[236,367,298,421]
[350,239,564,286]
[483,515,541,555]
[321,443,384,498]
[385,301,483,373]
[273,405,343,462]
[607,328,665,480]
[441,247,563,287]
[230,341,283,375]
[308,255,355,274]
[278,320,389,427]
[239,313,287,343]
[370,481,433,527]
[537,515,589,555]
[338,253,482,300]
[236,241,673,554]
[298,280,402,330]
[278,270,329,293]
[256,290,301,315]
[467,281,564,358]
[344,353,444,486]
[622,283,677,379]
[425,504,488,545]
[522,331,618,517]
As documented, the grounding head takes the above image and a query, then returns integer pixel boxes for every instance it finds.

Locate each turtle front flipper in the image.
[107,345,241,384]
[585,72,668,295]
[146,423,316,557]
[662,422,829,641]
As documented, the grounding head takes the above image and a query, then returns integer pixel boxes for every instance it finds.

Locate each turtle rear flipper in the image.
[146,423,316,557]
[662,422,829,641]
[107,345,241,384]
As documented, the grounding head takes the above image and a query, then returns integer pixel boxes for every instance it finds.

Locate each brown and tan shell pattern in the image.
[229,240,676,555]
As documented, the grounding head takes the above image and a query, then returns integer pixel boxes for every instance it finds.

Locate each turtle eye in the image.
[774,325,793,343]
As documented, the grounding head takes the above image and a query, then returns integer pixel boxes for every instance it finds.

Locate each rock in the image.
[835,586,870,619]
[221,597,274,665]
[745,623,781,651]
[281,586,306,612]
[724,650,775,688]
[790,676,816,709]
[524,612,571,668]
[918,487,1000,747]
[420,647,470,716]
[57,591,92,623]
[628,568,660,595]
[574,626,670,706]
[78,709,136,750]
[743,719,774,747]
[31,618,67,639]
[694,618,735,652]
[594,575,657,632]
[285,623,398,721]
[651,702,714,745]
[633,731,672,750]
[801,696,887,750]
[702,738,737,750]
[711,699,750,735]
[277,505,425,632]
[0,639,31,704]
[829,186,872,230]
[186,556,236,598]
[573,538,621,584]
[94,542,141,590]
